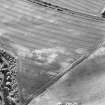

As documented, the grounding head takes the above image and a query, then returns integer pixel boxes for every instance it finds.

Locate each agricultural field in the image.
[0,0,105,105]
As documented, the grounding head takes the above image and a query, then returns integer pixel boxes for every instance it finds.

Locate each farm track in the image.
[34,0,105,16]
